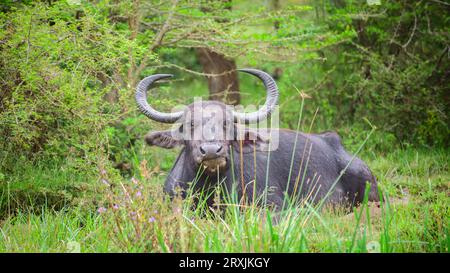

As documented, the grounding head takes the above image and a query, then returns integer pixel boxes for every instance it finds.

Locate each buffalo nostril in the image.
[216,145,223,154]
[199,146,206,155]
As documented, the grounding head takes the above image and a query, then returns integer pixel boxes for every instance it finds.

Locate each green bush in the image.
[0,1,129,170]
[318,0,449,147]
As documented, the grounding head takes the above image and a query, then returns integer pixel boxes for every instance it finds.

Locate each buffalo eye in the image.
[243,132,256,145]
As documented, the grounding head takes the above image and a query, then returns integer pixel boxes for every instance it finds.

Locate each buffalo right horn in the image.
[135,74,184,123]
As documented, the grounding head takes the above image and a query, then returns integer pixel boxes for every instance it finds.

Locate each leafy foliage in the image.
[0,1,128,170]
[317,0,449,146]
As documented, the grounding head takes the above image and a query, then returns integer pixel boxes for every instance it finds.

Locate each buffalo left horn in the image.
[233,69,279,124]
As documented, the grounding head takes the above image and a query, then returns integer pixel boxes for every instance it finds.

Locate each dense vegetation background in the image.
[0,0,448,252]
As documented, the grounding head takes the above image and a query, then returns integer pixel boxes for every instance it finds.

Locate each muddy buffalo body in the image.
[136,69,379,210]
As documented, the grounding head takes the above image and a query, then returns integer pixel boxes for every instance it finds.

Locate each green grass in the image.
[0,146,448,253]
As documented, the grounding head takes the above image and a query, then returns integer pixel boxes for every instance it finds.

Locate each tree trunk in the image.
[271,0,283,80]
[196,0,240,105]
[196,48,240,105]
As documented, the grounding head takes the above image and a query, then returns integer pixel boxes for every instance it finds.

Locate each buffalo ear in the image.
[145,130,182,149]
[233,128,270,154]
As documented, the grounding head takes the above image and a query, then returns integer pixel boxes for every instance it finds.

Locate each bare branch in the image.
[134,0,179,79]
[403,12,417,49]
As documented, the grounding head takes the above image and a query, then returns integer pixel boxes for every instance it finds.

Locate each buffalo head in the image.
[136,69,279,175]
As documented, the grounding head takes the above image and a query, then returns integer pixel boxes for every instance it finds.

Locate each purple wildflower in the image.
[148,217,156,223]
[97,207,107,214]
[129,211,137,220]
[135,191,142,198]
[113,204,119,210]
[131,177,139,185]
[101,179,110,186]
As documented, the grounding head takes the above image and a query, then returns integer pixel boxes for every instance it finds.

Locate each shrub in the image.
[0,1,128,170]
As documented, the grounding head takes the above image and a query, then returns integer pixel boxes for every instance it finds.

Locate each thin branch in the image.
[429,0,450,6]
[153,63,236,77]
[134,0,179,79]
[403,12,417,48]
[25,15,33,64]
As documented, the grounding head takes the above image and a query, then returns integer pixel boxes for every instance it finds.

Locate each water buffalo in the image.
[136,69,379,210]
